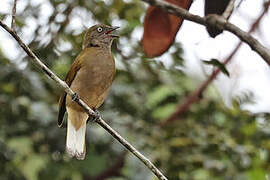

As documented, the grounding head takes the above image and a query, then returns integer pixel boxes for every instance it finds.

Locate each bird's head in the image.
[83,24,119,49]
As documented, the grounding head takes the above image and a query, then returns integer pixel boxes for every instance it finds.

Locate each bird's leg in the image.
[87,110,101,123]
[72,93,80,102]
[93,110,101,122]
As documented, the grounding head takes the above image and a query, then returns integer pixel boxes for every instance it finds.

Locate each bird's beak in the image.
[105,26,120,38]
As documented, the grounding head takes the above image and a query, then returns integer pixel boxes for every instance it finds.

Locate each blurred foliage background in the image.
[1,0,270,180]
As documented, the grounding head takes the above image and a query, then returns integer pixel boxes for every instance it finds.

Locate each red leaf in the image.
[142,0,192,58]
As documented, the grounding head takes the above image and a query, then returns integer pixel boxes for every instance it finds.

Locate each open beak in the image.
[105,26,120,38]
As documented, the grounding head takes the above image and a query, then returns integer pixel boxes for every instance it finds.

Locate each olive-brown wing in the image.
[58,58,82,127]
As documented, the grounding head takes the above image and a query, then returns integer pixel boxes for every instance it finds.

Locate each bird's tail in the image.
[66,108,88,160]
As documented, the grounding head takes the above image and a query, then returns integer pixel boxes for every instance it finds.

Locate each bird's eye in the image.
[97,27,103,33]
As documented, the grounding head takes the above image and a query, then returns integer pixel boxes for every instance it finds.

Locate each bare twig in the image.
[97,118,167,180]
[162,1,270,125]
[141,0,270,66]
[11,0,17,30]
[223,0,236,19]
[237,0,245,8]
[0,21,167,180]
[163,42,242,125]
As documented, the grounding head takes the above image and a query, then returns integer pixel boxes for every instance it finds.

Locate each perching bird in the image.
[58,24,118,160]
[204,0,231,37]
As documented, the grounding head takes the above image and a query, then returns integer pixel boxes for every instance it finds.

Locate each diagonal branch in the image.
[162,1,270,125]
[11,0,17,30]
[222,0,236,19]
[163,42,242,125]
[0,21,167,180]
[141,0,270,66]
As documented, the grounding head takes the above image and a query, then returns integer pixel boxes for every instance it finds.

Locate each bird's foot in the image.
[72,93,80,102]
[87,110,101,123]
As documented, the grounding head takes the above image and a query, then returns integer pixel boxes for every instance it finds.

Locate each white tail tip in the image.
[66,119,86,160]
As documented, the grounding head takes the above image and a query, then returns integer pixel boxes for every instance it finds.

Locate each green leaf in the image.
[152,103,176,120]
[15,18,26,28]
[21,154,48,180]
[7,137,33,155]
[192,169,211,180]
[169,137,192,147]
[146,86,175,108]
[202,59,230,77]
[246,168,266,180]
[241,121,257,136]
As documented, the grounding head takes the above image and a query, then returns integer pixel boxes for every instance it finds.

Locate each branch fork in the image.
[141,0,270,66]
[205,14,227,32]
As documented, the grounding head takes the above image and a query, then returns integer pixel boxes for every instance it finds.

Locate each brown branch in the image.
[236,0,245,8]
[222,0,236,19]
[163,42,242,125]
[96,118,167,180]
[11,0,17,30]
[162,1,270,125]
[141,0,270,66]
[0,21,167,180]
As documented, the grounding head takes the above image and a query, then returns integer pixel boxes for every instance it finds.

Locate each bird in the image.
[58,24,119,160]
[204,0,231,37]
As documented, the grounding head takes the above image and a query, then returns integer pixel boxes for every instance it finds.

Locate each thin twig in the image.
[11,0,17,30]
[163,42,241,125]
[0,21,168,180]
[96,119,167,180]
[237,0,245,8]
[141,0,270,66]
[162,1,270,125]
[223,0,236,19]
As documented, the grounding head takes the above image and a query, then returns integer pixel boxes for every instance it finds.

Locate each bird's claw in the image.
[87,110,101,123]
[72,93,80,102]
